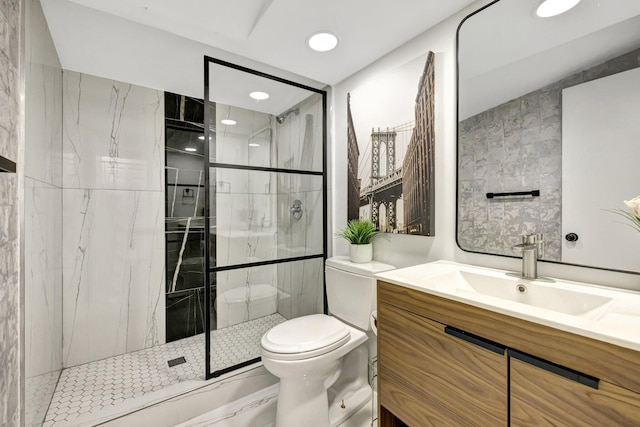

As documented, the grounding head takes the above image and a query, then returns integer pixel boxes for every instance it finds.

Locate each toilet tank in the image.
[325,256,395,330]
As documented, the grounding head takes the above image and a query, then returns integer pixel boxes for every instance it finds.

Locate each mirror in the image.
[457,0,640,273]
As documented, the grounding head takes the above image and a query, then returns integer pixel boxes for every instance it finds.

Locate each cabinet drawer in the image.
[511,357,640,426]
[378,302,508,426]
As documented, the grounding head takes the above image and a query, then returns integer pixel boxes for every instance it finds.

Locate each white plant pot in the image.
[349,243,373,263]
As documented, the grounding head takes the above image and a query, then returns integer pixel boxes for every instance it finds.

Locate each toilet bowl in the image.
[260,256,395,427]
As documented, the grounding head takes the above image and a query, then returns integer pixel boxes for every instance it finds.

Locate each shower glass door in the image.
[203,57,327,379]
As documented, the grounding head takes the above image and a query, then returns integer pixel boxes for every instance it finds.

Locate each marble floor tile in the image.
[43,314,285,426]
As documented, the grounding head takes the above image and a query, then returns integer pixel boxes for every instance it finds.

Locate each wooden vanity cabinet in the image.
[510,354,640,426]
[378,302,508,426]
[377,280,640,427]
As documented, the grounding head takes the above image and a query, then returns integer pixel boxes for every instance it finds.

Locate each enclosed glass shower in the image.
[203,58,327,379]
[165,58,327,380]
[29,57,325,426]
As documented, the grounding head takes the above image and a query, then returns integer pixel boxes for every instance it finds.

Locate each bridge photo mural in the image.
[347,51,435,235]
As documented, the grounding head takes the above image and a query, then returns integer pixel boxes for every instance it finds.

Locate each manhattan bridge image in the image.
[347,52,435,236]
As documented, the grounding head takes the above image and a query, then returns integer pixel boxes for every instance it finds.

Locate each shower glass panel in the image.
[204,58,327,379]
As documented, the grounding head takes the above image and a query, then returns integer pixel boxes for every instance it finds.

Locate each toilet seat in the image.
[261,314,351,361]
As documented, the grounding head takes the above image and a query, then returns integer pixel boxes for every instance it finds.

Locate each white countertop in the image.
[375,260,640,352]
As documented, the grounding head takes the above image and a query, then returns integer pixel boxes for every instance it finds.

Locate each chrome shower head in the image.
[275,107,300,124]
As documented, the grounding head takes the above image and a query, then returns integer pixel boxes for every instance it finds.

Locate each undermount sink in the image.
[434,270,612,316]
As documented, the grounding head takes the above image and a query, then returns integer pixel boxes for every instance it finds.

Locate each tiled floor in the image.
[41,314,285,426]
[25,371,60,426]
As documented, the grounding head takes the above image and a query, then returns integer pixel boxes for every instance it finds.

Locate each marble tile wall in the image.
[458,48,640,261]
[63,71,163,191]
[215,108,275,328]
[276,258,324,320]
[0,0,21,424]
[62,71,166,367]
[62,189,165,366]
[214,93,324,327]
[275,93,323,172]
[273,94,324,320]
[23,0,64,424]
[0,173,20,427]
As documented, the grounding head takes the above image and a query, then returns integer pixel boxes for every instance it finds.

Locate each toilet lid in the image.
[261,314,350,355]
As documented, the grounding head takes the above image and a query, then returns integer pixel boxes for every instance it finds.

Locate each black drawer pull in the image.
[444,326,506,355]
[509,349,599,389]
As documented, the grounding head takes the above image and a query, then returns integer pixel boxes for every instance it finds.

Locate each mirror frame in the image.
[454,0,640,275]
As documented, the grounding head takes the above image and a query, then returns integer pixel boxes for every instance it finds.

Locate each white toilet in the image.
[260,256,395,427]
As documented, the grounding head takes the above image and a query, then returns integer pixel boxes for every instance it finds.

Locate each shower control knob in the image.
[565,233,579,242]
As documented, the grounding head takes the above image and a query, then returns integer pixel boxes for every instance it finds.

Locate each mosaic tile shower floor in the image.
[39,314,285,426]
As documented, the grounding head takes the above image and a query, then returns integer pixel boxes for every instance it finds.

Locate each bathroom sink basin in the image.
[434,270,612,316]
[375,260,640,352]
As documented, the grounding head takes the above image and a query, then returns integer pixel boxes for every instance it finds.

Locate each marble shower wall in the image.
[274,93,323,172]
[458,48,640,261]
[275,94,324,320]
[215,108,279,327]
[0,0,21,424]
[23,0,64,423]
[62,71,165,367]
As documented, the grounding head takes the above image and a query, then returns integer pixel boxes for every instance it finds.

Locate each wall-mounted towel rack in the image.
[486,190,539,199]
[0,155,16,173]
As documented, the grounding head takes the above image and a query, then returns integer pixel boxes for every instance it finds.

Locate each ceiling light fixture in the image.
[185,147,197,152]
[307,32,339,52]
[221,119,237,125]
[536,0,581,17]
[250,91,269,100]
[249,143,260,147]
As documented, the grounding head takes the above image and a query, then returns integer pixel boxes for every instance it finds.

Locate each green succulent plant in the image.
[337,219,379,245]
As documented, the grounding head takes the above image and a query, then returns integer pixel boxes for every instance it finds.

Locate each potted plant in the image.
[337,219,379,263]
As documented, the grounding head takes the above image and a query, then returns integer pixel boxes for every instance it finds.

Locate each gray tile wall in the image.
[458,48,640,261]
[0,0,21,424]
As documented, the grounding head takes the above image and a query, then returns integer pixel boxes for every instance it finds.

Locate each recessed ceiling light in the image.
[249,143,260,147]
[307,32,338,52]
[198,135,205,140]
[185,147,197,152]
[536,0,581,17]
[221,119,237,125]
[250,91,269,100]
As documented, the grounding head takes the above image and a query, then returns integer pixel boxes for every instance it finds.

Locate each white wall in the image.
[562,68,640,272]
[331,1,491,268]
[331,0,640,290]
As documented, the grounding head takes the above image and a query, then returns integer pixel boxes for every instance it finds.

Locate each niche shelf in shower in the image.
[0,155,16,173]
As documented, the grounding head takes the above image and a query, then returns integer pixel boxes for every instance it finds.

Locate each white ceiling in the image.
[41,0,477,92]
[459,0,640,119]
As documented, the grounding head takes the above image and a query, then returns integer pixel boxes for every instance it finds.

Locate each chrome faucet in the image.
[508,234,553,282]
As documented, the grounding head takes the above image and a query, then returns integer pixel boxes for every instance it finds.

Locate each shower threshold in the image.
[38,313,285,426]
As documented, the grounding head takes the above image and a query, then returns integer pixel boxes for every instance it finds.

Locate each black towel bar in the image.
[486,190,540,199]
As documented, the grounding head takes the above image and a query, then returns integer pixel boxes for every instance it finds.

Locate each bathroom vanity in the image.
[375,261,640,426]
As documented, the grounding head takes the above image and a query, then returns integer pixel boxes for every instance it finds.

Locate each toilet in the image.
[260,256,395,427]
